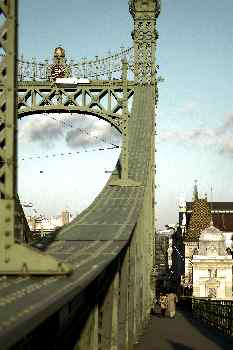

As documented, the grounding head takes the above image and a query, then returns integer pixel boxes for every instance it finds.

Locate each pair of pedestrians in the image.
[159,291,177,318]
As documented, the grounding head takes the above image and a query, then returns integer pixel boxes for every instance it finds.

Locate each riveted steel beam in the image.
[0,0,72,275]
[2,80,136,133]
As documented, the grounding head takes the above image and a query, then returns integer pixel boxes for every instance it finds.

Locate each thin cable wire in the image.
[45,113,119,148]
[19,145,120,161]
[74,126,119,148]
[47,114,73,128]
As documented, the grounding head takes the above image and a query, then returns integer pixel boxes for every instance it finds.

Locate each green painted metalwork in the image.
[0,0,72,275]
[12,51,138,186]
[0,0,162,348]
[129,0,160,85]
[17,46,134,81]
[15,193,31,243]
[110,57,141,187]
[13,80,134,132]
[0,0,18,266]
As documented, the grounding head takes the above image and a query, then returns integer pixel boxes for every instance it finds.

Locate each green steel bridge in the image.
[1,1,232,349]
[0,1,160,348]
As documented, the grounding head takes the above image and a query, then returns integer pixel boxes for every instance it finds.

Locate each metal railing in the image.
[15,47,134,81]
[192,298,233,336]
[1,46,165,83]
[181,297,233,336]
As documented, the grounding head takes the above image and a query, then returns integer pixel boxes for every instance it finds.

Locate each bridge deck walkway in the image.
[134,307,233,350]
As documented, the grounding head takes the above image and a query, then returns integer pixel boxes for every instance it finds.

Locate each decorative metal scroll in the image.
[4,47,134,81]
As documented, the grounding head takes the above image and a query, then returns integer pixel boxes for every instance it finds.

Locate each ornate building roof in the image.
[184,202,233,233]
[184,199,211,242]
[198,221,226,256]
[199,221,225,242]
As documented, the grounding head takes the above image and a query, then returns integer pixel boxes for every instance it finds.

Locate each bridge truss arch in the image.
[16,80,135,133]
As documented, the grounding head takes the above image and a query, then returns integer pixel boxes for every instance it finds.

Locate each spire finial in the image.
[192,179,199,201]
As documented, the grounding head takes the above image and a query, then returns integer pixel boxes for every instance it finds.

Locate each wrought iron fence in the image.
[192,298,233,336]
[9,47,134,81]
[178,296,193,310]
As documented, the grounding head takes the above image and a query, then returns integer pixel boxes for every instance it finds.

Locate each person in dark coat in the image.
[159,293,168,317]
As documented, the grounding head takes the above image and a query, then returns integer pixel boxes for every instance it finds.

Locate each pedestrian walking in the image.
[150,295,159,315]
[159,293,168,317]
[167,290,178,318]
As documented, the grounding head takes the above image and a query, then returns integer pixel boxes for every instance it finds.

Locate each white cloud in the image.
[19,116,64,148]
[159,112,233,155]
[19,113,120,149]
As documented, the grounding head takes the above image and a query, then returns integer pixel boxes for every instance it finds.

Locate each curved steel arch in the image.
[18,106,123,134]
[16,81,135,133]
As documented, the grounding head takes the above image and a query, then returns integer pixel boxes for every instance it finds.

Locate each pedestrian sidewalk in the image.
[134,308,233,350]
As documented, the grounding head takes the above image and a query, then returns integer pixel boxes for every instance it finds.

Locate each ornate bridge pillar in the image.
[129,0,160,86]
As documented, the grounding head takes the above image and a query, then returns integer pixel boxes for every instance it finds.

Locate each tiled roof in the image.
[184,199,211,241]
[184,201,233,242]
[186,202,233,211]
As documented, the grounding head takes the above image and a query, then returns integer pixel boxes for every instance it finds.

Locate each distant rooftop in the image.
[184,201,233,238]
[186,201,233,211]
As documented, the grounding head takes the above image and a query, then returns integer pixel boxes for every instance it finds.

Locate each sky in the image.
[17,0,233,229]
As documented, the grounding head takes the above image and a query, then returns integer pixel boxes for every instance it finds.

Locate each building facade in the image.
[26,209,72,237]
[178,184,233,288]
[192,222,233,299]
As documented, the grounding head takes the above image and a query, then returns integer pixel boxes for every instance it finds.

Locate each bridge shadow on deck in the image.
[134,307,233,350]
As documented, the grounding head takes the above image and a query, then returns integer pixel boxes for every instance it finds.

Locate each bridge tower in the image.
[129,0,160,86]
[129,0,160,318]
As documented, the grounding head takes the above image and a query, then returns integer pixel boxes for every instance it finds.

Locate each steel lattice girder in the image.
[9,81,135,132]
